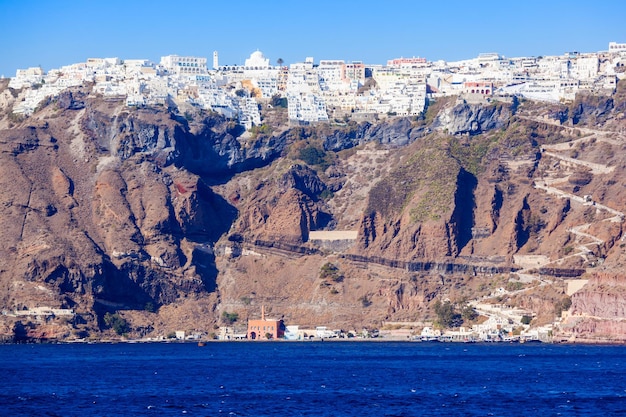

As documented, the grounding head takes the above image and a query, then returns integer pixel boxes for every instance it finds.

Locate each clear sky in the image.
[1,0,625,77]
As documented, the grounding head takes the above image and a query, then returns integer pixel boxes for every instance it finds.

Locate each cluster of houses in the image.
[6,42,626,127]
[215,305,551,343]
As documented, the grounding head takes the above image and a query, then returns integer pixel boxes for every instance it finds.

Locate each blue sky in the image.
[1,0,625,77]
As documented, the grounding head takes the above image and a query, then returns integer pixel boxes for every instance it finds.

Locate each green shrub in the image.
[554,297,572,316]
[298,146,327,166]
[103,313,130,335]
[319,189,334,201]
[461,304,478,321]
[221,311,239,324]
[319,262,344,283]
[434,300,463,328]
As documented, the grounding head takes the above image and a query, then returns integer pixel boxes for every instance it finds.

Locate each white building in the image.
[244,50,271,69]
[160,55,207,75]
[574,55,599,80]
[9,66,44,89]
[284,325,301,340]
[287,91,328,123]
[420,327,441,340]
[318,60,347,92]
[236,51,281,98]
[286,58,328,123]
[238,97,261,129]
[371,67,427,115]
[609,41,626,54]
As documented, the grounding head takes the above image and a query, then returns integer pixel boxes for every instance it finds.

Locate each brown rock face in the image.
[353,141,461,261]
[93,170,144,256]
[1,80,626,342]
[556,273,626,343]
[232,164,332,244]
[357,213,455,260]
[0,90,243,340]
[571,273,626,318]
[51,167,77,209]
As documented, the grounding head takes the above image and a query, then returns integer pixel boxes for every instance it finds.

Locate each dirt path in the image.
[535,181,624,218]
[542,150,615,174]
[528,133,625,270]
[519,115,625,142]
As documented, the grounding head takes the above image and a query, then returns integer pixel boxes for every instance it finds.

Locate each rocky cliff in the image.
[1,80,626,342]
[558,273,626,343]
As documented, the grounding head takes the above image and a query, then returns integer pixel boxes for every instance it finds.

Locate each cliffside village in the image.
[6,42,626,128]
[3,43,626,343]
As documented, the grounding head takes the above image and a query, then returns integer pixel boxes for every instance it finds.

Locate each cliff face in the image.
[434,101,512,135]
[1,81,626,342]
[571,273,626,318]
[0,93,245,336]
[322,117,425,151]
[557,273,626,343]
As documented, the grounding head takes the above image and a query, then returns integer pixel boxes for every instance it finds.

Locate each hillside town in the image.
[2,41,626,345]
[6,42,626,127]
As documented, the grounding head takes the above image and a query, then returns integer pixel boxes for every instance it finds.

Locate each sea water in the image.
[1,342,626,416]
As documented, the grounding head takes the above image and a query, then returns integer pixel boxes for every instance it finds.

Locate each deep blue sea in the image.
[1,342,626,416]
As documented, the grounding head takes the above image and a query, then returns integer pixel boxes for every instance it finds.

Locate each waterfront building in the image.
[247,306,285,340]
[218,326,247,340]
[284,325,301,340]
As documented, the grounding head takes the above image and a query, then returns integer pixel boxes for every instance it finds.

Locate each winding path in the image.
[525,117,625,269]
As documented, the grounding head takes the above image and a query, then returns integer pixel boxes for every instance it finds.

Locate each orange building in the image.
[463,81,493,96]
[247,306,285,340]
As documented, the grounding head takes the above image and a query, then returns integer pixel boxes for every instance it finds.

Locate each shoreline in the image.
[4,337,625,345]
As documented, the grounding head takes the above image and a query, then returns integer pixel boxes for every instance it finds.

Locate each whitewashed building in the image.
[8,67,44,89]
[160,55,207,76]
[609,41,626,55]
[238,97,261,129]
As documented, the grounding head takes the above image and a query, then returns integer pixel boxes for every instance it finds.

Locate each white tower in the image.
[213,51,219,70]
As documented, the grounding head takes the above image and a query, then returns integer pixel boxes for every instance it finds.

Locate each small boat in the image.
[197,341,206,347]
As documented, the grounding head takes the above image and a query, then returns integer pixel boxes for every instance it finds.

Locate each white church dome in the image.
[245,50,270,68]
